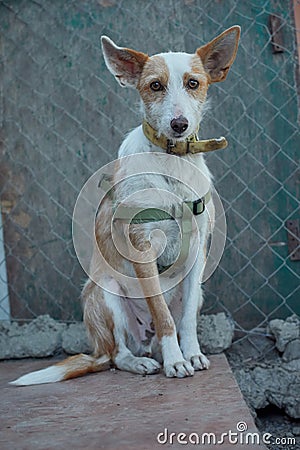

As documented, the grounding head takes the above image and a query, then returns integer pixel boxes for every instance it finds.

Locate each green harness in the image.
[98,174,211,272]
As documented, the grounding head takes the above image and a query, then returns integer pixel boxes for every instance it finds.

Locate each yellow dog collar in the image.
[142,121,228,155]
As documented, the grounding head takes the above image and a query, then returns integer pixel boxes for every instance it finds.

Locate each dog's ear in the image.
[196,26,240,83]
[101,36,148,88]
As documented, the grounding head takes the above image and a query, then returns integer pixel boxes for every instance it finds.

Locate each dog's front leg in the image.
[179,243,210,371]
[132,253,194,378]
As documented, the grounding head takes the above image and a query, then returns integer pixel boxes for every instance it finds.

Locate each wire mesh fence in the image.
[0,0,299,354]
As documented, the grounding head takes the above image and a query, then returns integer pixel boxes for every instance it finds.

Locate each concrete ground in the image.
[0,354,266,450]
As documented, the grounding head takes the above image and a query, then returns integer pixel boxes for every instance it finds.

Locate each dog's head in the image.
[101,27,240,141]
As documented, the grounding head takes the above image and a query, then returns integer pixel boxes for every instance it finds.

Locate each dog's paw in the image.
[164,360,195,378]
[115,354,161,375]
[189,354,210,371]
[132,357,161,375]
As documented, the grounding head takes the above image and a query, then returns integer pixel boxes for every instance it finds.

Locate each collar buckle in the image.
[166,139,176,154]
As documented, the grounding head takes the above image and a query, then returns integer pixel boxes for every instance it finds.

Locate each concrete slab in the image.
[0,354,266,449]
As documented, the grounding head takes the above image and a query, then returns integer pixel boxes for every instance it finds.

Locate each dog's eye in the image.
[187,79,199,89]
[150,81,163,91]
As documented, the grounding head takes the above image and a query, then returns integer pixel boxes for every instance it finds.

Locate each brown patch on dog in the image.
[92,205,127,281]
[137,55,169,107]
[190,56,207,76]
[181,54,209,101]
[183,73,208,103]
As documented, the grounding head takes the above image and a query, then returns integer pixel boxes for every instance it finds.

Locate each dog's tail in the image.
[10,353,111,386]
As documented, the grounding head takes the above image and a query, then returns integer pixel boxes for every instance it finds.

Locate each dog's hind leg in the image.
[82,279,116,359]
[87,277,161,375]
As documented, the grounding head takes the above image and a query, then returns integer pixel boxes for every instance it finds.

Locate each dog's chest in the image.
[115,134,211,267]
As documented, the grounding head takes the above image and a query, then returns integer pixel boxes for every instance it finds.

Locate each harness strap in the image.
[174,202,194,272]
[113,192,210,223]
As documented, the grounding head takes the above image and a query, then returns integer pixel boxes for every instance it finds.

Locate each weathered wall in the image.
[0,0,299,328]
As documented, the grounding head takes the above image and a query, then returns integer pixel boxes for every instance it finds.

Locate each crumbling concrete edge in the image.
[0,312,234,359]
[230,315,300,420]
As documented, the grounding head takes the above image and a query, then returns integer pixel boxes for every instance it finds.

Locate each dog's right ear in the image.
[101,36,148,88]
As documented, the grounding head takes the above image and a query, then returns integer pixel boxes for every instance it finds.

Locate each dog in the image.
[12,26,240,385]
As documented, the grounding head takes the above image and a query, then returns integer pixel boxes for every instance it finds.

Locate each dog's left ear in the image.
[197,26,241,83]
[101,36,149,88]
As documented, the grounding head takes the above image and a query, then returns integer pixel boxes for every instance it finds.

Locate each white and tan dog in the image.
[12,26,240,385]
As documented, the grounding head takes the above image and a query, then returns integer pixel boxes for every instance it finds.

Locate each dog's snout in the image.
[170,116,189,134]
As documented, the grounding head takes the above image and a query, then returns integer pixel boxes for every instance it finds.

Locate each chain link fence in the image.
[0,0,299,355]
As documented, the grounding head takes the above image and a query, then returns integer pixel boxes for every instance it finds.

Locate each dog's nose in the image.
[170,116,189,134]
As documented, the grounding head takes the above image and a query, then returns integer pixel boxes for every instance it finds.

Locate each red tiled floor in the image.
[0,354,266,449]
